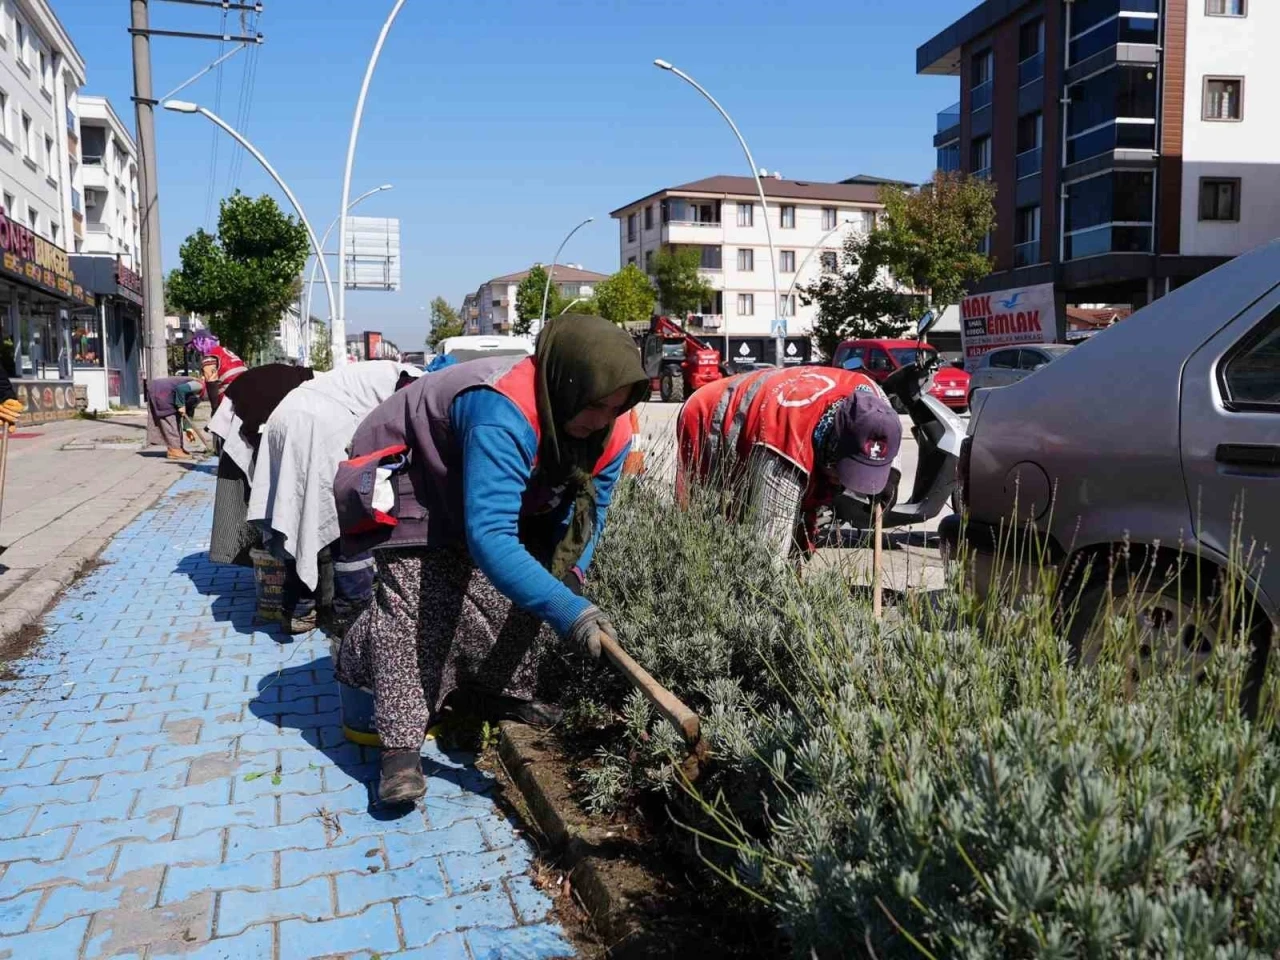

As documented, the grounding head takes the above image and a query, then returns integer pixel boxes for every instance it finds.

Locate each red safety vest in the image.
[492,357,634,475]
[205,345,247,384]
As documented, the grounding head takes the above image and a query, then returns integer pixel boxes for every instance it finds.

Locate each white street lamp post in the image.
[538,217,594,334]
[654,58,784,367]
[303,184,393,360]
[163,100,336,354]
[336,0,408,367]
[782,219,855,332]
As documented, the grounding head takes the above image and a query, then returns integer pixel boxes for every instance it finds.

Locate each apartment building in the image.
[920,0,1278,328]
[610,175,884,352]
[466,264,608,335]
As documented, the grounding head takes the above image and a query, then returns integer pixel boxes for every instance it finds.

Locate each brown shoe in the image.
[166,448,193,461]
[378,749,426,805]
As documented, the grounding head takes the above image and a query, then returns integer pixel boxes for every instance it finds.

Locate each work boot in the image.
[453,690,563,728]
[281,609,318,635]
[166,448,193,461]
[378,748,426,805]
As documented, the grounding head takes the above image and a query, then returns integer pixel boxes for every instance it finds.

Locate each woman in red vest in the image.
[677,366,902,560]
[334,315,650,804]
[190,330,247,413]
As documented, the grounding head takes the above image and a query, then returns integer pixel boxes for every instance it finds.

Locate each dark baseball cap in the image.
[831,389,902,495]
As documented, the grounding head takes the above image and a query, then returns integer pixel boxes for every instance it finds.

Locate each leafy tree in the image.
[309,327,333,372]
[513,266,566,336]
[651,246,714,319]
[427,296,464,348]
[800,230,923,362]
[877,171,996,310]
[167,192,310,358]
[594,263,656,327]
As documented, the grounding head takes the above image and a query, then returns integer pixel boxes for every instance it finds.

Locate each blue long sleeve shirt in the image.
[449,387,628,637]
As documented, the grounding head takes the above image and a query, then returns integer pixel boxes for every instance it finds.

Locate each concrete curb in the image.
[497,720,646,946]
[0,469,180,647]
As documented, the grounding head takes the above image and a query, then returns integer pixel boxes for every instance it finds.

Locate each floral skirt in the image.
[334,545,555,749]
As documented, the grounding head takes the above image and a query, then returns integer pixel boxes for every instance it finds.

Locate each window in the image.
[737,202,753,227]
[20,111,30,156]
[866,348,894,373]
[1018,349,1050,370]
[737,293,754,316]
[644,249,654,272]
[1206,0,1246,15]
[859,210,876,233]
[1014,205,1041,266]
[737,248,754,272]
[1066,66,1158,163]
[989,349,1019,369]
[1018,18,1044,85]
[2,192,11,215]
[693,245,722,270]
[38,49,46,89]
[626,256,636,266]
[820,251,838,272]
[779,250,796,272]
[937,140,961,173]
[0,90,6,140]
[1199,178,1241,221]
[491,299,502,307]
[1223,313,1279,407]
[780,205,795,229]
[971,135,992,179]
[1017,113,1042,179]
[780,294,796,317]
[1203,77,1243,121]
[644,204,654,230]
[49,222,56,242]
[27,205,36,232]
[43,134,51,173]
[971,49,993,110]
[14,19,24,65]
[821,207,837,230]
[626,212,637,242]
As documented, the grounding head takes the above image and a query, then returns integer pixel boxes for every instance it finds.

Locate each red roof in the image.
[611,175,886,217]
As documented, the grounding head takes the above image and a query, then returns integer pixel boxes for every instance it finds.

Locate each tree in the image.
[513,266,567,336]
[309,328,333,372]
[651,246,714,319]
[877,171,997,311]
[594,263,656,327]
[800,230,924,361]
[427,297,464,348]
[166,192,310,359]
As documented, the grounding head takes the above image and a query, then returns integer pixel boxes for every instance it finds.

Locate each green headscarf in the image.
[530,314,649,578]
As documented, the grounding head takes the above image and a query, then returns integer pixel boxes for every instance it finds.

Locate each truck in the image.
[636,316,726,402]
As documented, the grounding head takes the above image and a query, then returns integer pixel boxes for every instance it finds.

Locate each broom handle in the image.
[0,426,10,528]
[873,501,884,620]
[599,633,701,745]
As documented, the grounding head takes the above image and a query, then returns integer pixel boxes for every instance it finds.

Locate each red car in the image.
[830,338,970,411]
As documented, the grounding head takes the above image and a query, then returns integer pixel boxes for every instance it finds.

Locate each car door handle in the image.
[1215,443,1280,467]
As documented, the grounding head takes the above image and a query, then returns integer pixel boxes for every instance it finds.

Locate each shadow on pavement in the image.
[175,550,282,641]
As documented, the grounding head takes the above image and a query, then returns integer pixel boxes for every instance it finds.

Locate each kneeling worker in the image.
[677,365,902,560]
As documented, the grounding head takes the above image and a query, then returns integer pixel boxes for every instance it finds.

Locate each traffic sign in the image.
[771,316,787,339]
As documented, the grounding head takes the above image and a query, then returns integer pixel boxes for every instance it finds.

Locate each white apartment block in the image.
[467,264,608,335]
[611,175,889,339]
[75,94,140,263]
[1179,0,1280,258]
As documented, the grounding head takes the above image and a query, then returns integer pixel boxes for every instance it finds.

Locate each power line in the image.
[203,7,228,228]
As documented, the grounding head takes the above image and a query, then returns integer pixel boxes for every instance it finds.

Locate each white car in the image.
[966,343,1073,404]
[437,335,534,363]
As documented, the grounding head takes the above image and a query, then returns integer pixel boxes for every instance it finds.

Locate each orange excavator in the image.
[637,316,727,403]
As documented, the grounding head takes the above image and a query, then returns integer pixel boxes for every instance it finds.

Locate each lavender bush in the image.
[581,474,1280,958]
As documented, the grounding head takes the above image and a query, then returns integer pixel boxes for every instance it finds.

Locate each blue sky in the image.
[57,0,972,348]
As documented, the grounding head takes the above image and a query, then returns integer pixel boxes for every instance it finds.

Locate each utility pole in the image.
[130,0,167,384]
[129,0,264,381]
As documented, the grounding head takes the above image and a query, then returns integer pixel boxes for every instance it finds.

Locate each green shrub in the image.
[581,474,1280,958]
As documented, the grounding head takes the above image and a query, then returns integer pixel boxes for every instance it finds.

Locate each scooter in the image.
[832,310,968,531]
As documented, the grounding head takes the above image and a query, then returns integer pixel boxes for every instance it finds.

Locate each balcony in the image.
[973,166,992,181]
[1064,224,1152,260]
[1014,239,1040,267]
[936,102,960,134]
[86,221,110,236]
[1018,51,1043,87]
[971,80,992,112]
[1016,147,1041,180]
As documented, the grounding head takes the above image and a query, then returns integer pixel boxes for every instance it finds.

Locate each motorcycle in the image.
[832,310,968,531]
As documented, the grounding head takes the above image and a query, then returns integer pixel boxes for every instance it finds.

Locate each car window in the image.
[866,348,894,372]
[1223,311,1280,409]
[890,347,937,367]
[832,345,852,367]
[1018,350,1047,370]
[989,350,1018,369]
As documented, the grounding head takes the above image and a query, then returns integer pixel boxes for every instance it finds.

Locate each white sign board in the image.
[343,216,401,291]
[960,282,1056,363]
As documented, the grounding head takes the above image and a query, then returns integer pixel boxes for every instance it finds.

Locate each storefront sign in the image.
[10,379,79,424]
[115,258,144,306]
[960,282,1057,362]
[0,207,94,306]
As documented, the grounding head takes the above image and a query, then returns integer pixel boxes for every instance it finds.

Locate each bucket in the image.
[249,548,286,623]
[339,682,381,747]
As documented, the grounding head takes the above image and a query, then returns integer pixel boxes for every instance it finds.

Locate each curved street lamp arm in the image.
[539,217,594,333]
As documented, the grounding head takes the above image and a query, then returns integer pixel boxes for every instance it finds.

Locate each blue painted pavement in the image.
[0,467,573,959]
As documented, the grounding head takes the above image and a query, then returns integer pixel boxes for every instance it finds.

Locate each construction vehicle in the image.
[637,316,726,402]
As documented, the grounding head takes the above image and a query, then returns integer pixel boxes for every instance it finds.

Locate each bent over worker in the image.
[332,315,649,805]
[677,365,902,560]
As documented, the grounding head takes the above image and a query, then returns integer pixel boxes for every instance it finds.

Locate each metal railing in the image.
[1016,147,1041,180]
[1014,239,1040,267]
[82,153,102,165]
[1018,51,1044,87]
[936,102,960,133]
[971,80,992,111]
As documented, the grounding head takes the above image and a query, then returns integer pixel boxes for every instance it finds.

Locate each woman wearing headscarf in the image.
[248,359,421,633]
[189,330,247,414]
[333,315,649,804]
[145,375,207,461]
[207,363,315,567]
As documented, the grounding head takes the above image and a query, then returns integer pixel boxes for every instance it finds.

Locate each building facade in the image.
[920,0,1277,320]
[466,265,608,335]
[610,175,885,342]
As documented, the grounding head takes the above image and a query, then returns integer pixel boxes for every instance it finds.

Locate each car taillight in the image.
[956,436,972,514]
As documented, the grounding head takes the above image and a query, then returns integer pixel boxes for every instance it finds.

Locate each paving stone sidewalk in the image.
[0,466,573,959]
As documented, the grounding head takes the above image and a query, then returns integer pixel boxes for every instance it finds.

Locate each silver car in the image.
[941,241,1279,676]
[966,343,1073,404]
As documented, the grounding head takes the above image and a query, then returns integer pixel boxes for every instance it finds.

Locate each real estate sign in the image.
[959,282,1057,362]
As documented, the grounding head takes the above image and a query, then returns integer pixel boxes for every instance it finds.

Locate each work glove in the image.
[0,398,23,426]
[566,605,615,660]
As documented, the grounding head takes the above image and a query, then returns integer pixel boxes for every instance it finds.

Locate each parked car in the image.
[941,241,1279,684]
[966,343,1074,404]
[831,338,971,411]
[437,334,534,363]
